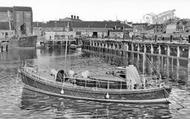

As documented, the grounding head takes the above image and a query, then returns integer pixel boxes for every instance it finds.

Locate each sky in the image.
[0,0,190,22]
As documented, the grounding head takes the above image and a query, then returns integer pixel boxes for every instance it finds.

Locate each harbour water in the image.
[0,47,190,119]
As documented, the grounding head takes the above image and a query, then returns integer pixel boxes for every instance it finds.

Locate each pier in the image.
[82,38,190,84]
[38,39,76,48]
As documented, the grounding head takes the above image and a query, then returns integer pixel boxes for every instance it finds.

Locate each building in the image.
[147,24,165,34]
[166,24,177,34]
[33,16,132,39]
[13,6,33,36]
[132,23,148,34]
[0,30,15,39]
[0,21,15,39]
[0,6,33,37]
[0,7,14,39]
[44,31,75,41]
[71,21,132,38]
[108,30,124,39]
[143,9,176,24]
[33,21,68,37]
[175,19,190,33]
[184,21,190,33]
[59,15,82,22]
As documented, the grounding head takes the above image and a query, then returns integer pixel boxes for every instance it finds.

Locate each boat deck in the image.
[25,66,125,83]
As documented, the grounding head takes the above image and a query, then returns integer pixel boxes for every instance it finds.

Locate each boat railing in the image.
[22,67,66,88]
[74,78,127,90]
[65,75,163,90]
[140,75,164,88]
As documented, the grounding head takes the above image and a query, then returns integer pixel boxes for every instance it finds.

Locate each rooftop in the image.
[59,17,82,22]
[0,7,13,12]
[132,23,148,26]
[72,21,131,28]
[13,6,32,11]
[0,6,32,12]
[33,21,132,29]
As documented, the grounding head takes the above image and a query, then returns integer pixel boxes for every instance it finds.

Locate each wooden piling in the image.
[176,46,180,80]
[83,38,190,84]
[137,44,140,70]
[142,44,146,75]
[5,44,8,52]
[166,45,170,78]
[188,46,190,85]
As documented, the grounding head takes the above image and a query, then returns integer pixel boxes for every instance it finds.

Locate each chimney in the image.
[71,15,73,19]
[74,15,76,19]
[77,16,79,19]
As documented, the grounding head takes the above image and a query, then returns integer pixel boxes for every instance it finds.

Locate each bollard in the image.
[6,45,8,52]
[162,37,164,41]
[155,35,157,42]
[170,35,173,42]
[1,45,3,52]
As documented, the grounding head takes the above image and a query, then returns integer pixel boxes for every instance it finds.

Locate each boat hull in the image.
[21,70,171,104]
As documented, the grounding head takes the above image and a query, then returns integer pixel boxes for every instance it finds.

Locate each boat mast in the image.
[61,22,70,94]
[7,10,12,32]
[64,22,70,72]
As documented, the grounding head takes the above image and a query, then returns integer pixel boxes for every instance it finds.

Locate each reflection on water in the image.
[20,88,171,119]
[0,48,37,61]
[0,47,190,118]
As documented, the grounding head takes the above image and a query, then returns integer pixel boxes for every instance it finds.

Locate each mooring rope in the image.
[0,75,10,80]
[163,87,184,109]
[145,54,161,77]
[144,53,185,109]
